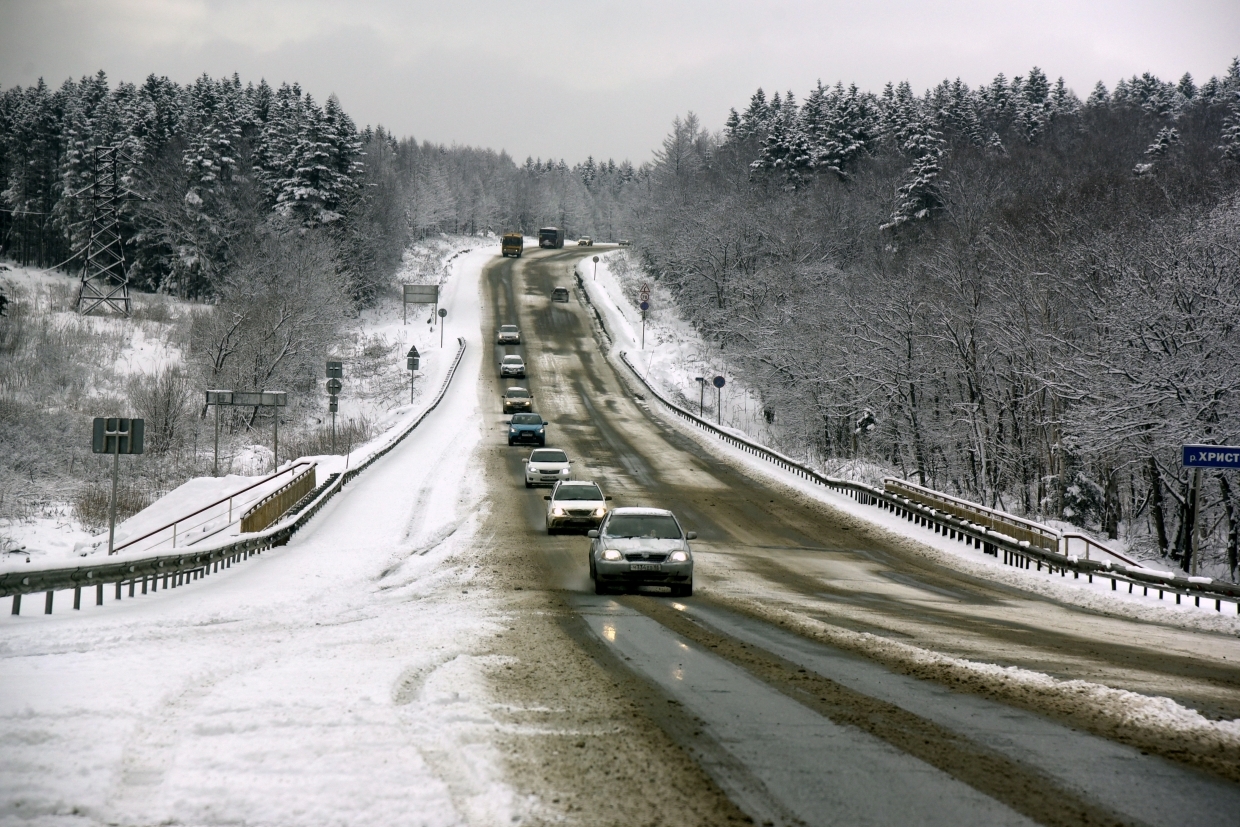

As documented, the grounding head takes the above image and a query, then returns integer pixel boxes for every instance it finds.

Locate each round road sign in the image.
[326,378,342,395]
[713,375,726,388]
[438,308,447,318]
[640,301,649,311]
[593,256,599,263]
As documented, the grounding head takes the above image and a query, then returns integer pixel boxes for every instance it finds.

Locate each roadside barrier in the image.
[3,337,468,617]
[618,351,1240,614]
[240,464,317,533]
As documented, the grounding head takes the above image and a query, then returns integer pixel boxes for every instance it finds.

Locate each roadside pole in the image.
[639,283,651,350]
[407,346,420,403]
[696,377,706,417]
[593,255,599,281]
[91,417,144,555]
[439,307,447,347]
[713,375,726,426]
[327,361,343,456]
[206,391,232,476]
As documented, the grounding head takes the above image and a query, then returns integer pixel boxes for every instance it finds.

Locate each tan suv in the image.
[502,386,533,414]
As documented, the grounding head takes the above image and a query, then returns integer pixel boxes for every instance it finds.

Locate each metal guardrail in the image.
[240,465,316,533]
[3,337,469,615]
[617,351,1240,614]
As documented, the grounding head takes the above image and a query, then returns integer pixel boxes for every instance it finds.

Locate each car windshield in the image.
[505,389,529,398]
[604,514,682,539]
[503,356,522,363]
[553,287,567,293]
[500,325,518,332]
[511,414,543,425]
[555,484,602,501]
[530,450,567,463]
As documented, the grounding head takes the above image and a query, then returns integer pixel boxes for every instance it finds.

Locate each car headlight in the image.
[602,549,623,561]
[560,468,570,474]
[552,507,565,516]
[593,507,606,517]
[538,426,545,432]
[669,550,689,563]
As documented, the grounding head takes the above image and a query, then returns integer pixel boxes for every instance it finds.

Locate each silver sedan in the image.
[588,507,695,596]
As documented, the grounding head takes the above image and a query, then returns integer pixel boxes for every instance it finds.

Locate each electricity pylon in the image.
[77,146,133,317]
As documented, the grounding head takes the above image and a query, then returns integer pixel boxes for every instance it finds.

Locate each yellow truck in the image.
[501,233,524,258]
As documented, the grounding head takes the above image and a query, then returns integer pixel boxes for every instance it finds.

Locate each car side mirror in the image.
[587,530,599,538]
[504,420,511,425]
[543,495,551,501]
[686,531,697,540]
[604,496,613,501]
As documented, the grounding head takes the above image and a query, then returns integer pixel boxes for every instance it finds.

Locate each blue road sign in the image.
[713,375,726,389]
[1183,445,1240,468]
[640,300,649,311]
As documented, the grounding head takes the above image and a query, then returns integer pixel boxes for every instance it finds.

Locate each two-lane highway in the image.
[471,246,1240,826]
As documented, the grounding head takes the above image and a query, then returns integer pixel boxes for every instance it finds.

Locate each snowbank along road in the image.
[3,244,1240,827]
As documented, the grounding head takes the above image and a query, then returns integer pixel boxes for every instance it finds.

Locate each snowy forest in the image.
[4,61,1240,575]
[630,62,1240,575]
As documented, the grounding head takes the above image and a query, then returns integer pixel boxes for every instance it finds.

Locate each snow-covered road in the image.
[0,249,517,827]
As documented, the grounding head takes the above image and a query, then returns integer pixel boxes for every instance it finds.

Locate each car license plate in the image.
[629,563,660,571]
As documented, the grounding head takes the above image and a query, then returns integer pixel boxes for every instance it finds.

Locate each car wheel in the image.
[507,439,514,446]
[524,480,532,488]
[672,582,693,598]
[538,438,545,446]
[594,578,609,595]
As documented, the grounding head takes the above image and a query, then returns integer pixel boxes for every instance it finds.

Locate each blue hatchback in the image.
[508,413,546,446]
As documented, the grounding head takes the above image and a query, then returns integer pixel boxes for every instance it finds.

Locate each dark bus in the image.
[538,227,565,249]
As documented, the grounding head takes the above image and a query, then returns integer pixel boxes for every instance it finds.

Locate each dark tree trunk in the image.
[1103,466,1121,539]
[1148,457,1169,557]
[1219,473,1238,582]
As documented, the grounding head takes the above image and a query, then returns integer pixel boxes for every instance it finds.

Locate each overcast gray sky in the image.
[2,0,1237,164]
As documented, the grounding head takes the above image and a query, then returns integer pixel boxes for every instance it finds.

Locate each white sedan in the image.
[525,448,571,488]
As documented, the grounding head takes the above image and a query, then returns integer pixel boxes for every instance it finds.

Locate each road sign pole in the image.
[213,403,220,477]
[439,307,447,348]
[717,387,722,425]
[1190,468,1202,576]
[331,409,337,454]
[700,383,705,416]
[273,411,279,472]
[107,440,120,556]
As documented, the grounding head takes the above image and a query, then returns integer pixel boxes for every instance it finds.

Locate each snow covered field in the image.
[0,247,521,826]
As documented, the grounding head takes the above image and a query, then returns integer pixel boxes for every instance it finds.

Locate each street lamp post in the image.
[695,377,706,417]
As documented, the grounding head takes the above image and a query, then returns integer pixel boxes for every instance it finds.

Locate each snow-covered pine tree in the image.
[882,118,946,229]
[1085,81,1110,108]
[1177,73,1197,101]
[753,92,812,187]
[738,88,771,140]
[1220,90,1240,164]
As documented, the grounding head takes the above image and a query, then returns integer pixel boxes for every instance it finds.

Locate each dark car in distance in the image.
[551,286,570,302]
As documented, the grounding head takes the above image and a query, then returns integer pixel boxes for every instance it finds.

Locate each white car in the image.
[525,448,571,488]
[500,354,526,378]
[544,480,610,534]
[497,324,521,344]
